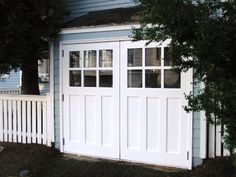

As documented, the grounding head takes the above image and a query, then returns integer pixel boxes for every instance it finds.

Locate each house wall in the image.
[0,70,21,89]
[62,0,135,19]
[193,82,203,166]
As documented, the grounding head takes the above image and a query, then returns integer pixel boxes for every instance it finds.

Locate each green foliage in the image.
[0,0,66,73]
[133,0,236,151]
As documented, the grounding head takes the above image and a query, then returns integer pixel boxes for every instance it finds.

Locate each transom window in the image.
[69,49,113,88]
[127,47,180,89]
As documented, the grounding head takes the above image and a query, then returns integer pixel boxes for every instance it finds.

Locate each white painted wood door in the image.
[62,42,120,159]
[120,41,192,168]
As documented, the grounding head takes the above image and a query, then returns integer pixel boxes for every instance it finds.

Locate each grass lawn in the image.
[0,143,235,177]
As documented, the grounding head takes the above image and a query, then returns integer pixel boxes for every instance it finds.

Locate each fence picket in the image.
[17,100,22,143]
[0,100,3,141]
[0,88,21,95]
[27,101,32,143]
[42,102,47,145]
[32,101,36,143]
[8,100,12,142]
[215,125,222,156]
[37,102,42,144]
[3,100,8,141]
[12,100,17,143]
[22,101,26,143]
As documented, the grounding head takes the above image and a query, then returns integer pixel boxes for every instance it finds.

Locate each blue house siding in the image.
[192,82,203,167]
[63,0,135,19]
[53,29,133,149]
[0,70,21,89]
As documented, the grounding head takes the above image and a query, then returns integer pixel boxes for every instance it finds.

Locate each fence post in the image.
[47,95,52,147]
[0,99,3,141]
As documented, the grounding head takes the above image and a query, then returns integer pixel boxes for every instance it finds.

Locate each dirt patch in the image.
[192,157,236,177]
[0,142,235,177]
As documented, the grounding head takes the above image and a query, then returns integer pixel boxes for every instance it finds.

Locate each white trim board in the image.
[59,24,140,35]
[49,41,55,143]
[60,38,172,49]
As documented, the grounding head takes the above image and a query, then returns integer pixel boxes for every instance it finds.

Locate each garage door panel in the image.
[146,97,161,152]
[101,96,113,147]
[69,95,81,143]
[127,96,141,150]
[85,95,97,145]
[166,98,181,154]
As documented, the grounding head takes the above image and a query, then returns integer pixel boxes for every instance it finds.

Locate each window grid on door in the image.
[127,47,181,89]
[69,49,113,88]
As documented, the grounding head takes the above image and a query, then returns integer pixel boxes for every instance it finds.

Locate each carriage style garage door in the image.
[62,41,192,168]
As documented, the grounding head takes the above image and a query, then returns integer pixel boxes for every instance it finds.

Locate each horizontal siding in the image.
[63,0,135,19]
[193,81,203,167]
[0,70,21,89]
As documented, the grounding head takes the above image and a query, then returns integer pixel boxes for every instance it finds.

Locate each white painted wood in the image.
[46,96,51,146]
[120,41,192,169]
[3,100,7,141]
[62,42,120,159]
[12,100,17,143]
[37,102,42,144]
[49,41,55,143]
[17,100,22,143]
[32,101,36,143]
[62,40,192,169]
[8,100,12,142]
[216,125,222,156]
[0,95,52,147]
[60,24,140,35]
[27,101,32,143]
[22,101,26,143]
[208,124,215,158]
[42,102,47,145]
[0,100,3,141]
[0,88,21,95]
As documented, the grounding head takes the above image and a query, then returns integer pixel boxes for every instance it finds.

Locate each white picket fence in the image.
[199,112,231,160]
[0,94,52,146]
[0,88,21,95]
[208,123,230,158]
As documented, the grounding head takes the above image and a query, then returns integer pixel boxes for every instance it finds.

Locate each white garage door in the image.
[120,41,192,168]
[62,42,120,158]
[62,41,192,168]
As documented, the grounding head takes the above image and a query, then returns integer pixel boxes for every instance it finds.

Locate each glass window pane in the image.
[128,48,142,67]
[145,70,161,88]
[84,50,97,68]
[164,47,173,66]
[164,70,181,88]
[70,51,81,68]
[128,70,142,88]
[70,70,81,87]
[99,70,113,87]
[145,48,161,66]
[84,70,96,87]
[99,50,113,67]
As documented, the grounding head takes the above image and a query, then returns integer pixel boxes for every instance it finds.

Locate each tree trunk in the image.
[21,59,40,95]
